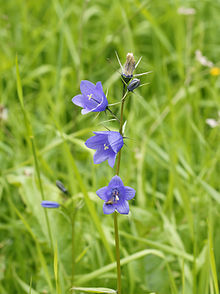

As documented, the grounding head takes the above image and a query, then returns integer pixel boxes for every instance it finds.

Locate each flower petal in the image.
[103,203,116,214]
[93,97,108,112]
[85,134,107,149]
[81,108,92,115]
[116,200,129,214]
[108,153,117,168]
[95,81,104,92]
[108,132,124,153]
[80,80,96,96]
[93,131,111,135]
[72,94,85,107]
[96,186,109,201]
[80,80,103,105]
[108,175,124,189]
[93,149,110,164]
[124,186,136,200]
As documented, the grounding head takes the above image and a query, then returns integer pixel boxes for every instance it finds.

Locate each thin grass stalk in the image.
[30,136,53,250]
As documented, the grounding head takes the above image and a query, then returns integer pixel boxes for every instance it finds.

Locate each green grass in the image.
[1,0,220,293]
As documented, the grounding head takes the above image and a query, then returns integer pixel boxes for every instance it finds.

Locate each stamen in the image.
[105,188,120,205]
[87,94,93,100]
[104,144,109,150]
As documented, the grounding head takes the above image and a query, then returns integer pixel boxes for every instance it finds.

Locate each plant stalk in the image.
[114,83,127,294]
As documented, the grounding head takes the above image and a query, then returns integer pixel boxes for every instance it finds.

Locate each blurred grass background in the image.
[1,0,220,293]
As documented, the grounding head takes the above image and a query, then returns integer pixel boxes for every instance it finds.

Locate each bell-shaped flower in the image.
[85,131,124,168]
[96,175,136,215]
[72,80,108,114]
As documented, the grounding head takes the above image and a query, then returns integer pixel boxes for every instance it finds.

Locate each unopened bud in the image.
[127,78,140,91]
[122,53,136,82]
[56,180,68,194]
[41,201,60,208]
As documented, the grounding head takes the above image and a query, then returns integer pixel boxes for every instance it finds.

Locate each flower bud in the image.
[127,78,140,91]
[56,180,68,194]
[41,201,60,208]
[122,53,136,83]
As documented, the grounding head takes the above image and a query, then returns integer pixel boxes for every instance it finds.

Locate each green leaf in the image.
[76,249,164,284]
[72,287,116,293]
[13,271,39,294]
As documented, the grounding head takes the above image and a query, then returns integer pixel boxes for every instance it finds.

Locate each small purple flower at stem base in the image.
[96,175,135,215]
[41,201,60,208]
[85,131,124,168]
[72,80,108,114]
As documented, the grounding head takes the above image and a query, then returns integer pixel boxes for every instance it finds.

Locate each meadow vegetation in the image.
[0,0,220,293]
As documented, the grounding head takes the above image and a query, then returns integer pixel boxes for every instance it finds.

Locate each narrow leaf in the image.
[72,287,116,293]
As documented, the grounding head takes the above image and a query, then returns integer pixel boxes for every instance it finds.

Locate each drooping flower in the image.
[41,201,60,208]
[85,131,124,168]
[72,80,108,114]
[96,175,135,215]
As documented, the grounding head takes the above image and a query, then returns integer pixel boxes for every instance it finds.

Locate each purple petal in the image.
[72,92,98,111]
[116,200,129,214]
[96,186,109,201]
[94,149,110,164]
[72,94,85,107]
[108,153,117,168]
[80,80,104,107]
[93,98,108,112]
[80,80,96,96]
[103,203,116,214]
[85,134,107,149]
[93,131,111,135]
[94,81,108,111]
[124,186,136,200]
[108,175,124,189]
[81,108,92,115]
[95,81,104,93]
[82,97,99,110]
[108,132,124,153]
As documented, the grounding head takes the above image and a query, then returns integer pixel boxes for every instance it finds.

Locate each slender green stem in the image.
[114,211,121,294]
[71,211,76,287]
[30,136,53,250]
[114,83,127,294]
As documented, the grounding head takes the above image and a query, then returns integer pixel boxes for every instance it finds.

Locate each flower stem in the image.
[114,83,126,294]
[114,211,121,294]
[116,84,126,175]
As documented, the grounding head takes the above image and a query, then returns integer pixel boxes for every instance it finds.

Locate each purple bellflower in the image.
[72,80,108,114]
[85,131,124,168]
[41,201,60,208]
[96,175,135,215]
